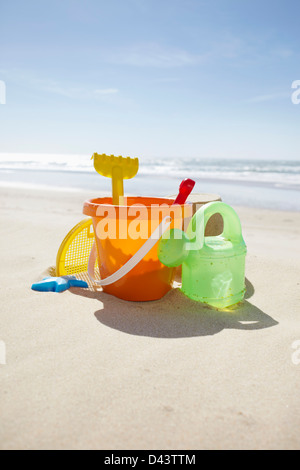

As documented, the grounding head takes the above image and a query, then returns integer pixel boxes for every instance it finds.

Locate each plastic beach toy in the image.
[92,153,139,205]
[83,196,192,301]
[86,179,195,292]
[56,218,97,278]
[31,276,88,293]
[83,179,195,300]
[55,177,195,284]
[173,179,195,205]
[158,202,247,308]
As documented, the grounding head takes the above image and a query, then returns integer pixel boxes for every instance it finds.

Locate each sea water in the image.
[0,154,299,211]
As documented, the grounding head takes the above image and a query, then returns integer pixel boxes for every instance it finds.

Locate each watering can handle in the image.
[204,202,243,242]
[88,216,172,286]
[188,201,244,247]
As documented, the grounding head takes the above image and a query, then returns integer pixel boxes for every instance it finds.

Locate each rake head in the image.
[92,153,139,180]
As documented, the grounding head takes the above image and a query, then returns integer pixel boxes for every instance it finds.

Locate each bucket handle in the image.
[88,216,172,286]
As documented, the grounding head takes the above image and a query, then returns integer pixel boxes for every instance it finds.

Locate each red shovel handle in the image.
[173,178,195,205]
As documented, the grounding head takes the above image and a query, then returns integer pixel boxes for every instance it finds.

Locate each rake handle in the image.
[112,166,124,205]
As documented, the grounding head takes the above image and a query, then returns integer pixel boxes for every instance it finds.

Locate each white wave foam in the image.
[0,180,88,192]
[0,153,299,187]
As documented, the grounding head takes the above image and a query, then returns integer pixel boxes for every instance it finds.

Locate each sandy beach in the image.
[0,186,300,450]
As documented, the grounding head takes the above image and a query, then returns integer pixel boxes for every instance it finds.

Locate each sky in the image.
[0,0,299,160]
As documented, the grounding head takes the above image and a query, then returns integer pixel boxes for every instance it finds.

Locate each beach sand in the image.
[0,186,300,450]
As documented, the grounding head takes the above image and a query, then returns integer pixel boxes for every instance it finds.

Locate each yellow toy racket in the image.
[56,218,99,286]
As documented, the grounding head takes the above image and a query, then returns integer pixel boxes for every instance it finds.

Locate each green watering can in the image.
[158,202,247,308]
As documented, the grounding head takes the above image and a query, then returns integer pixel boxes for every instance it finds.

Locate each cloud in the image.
[41,83,82,98]
[246,92,290,103]
[100,34,291,70]
[152,77,181,83]
[0,69,119,100]
[104,43,207,68]
[94,88,119,95]
[272,48,294,59]
[40,82,119,99]
[217,35,245,59]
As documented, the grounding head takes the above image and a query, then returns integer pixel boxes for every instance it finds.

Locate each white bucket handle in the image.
[88,216,172,286]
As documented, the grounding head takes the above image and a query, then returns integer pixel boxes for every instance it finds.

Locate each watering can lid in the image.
[158,231,246,268]
[194,235,247,259]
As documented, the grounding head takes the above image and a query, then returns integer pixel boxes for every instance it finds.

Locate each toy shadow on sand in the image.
[70,277,278,339]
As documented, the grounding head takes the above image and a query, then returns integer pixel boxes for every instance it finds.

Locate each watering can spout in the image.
[157,209,207,266]
[158,229,190,267]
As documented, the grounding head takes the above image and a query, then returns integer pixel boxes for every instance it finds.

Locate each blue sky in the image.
[0,0,299,160]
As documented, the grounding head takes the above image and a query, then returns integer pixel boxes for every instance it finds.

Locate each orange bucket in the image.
[83,196,192,301]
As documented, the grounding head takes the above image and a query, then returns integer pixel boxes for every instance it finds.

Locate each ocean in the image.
[0,153,299,211]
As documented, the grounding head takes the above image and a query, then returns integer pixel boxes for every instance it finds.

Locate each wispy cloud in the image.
[39,81,119,99]
[272,47,294,59]
[100,34,294,70]
[0,68,119,100]
[246,92,290,103]
[216,35,245,59]
[41,83,82,98]
[94,88,119,95]
[209,33,296,65]
[152,77,181,84]
[103,43,208,68]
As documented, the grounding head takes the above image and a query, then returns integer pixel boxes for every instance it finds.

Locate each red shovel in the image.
[173,178,195,205]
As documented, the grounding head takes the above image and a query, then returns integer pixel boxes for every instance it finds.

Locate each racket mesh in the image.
[64,225,96,275]
[56,219,101,288]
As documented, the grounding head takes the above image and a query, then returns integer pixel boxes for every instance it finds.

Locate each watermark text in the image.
[0,340,6,365]
[291,80,300,105]
[291,340,300,365]
[95,202,193,242]
[0,80,6,104]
